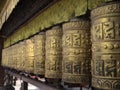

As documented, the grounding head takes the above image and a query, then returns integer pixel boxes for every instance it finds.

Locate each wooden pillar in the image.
[80,87,82,90]
[4,85,15,90]
[91,87,95,90]
[20,81,28,90]
[4,72,15,90]
[0,37,5,89]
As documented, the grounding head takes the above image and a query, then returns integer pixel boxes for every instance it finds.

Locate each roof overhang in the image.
[0,0,19,29]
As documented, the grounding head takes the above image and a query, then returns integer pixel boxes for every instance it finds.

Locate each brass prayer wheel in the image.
[13,44,18,69]
[5,48,9,67]
[33,32,45,75]
[2,49,6,67]
[17,41,26,71]
[16,43,21,70]
[62,18,91,86]
[12,45,17,69]
[45,25,62,79]
[15,43,19,70]
[20,41,26,71]
[24,38,34,73]
[11,45,14,69]
[7,47,11,68]
[91,2,120,90]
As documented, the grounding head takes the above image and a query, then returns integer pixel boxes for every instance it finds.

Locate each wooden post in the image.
[80,86,82,90]
[91,87,95,90]
[21,81,28,90]
[0,37,5,89]
[4,72,15,90]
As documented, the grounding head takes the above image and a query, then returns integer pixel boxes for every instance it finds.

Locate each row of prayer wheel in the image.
[2,2,120,90]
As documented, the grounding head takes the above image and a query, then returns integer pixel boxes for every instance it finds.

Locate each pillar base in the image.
[4,85,15,90]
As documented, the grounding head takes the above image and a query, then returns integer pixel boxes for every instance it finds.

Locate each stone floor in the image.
[14,79,91,90]
[14,79,40,90]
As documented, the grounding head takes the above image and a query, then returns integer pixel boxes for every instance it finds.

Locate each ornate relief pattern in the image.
[45,26,62,79]
[16,41,26,71]
[91,2,120,90]
[62,18,91,85]
[33,32,45,75]
[91,2,120,19]
[24,39,34,73]
[14,43,18,70]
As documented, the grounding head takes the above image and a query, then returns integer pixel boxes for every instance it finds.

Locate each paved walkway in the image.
[14,79,91,90]
[14,79,40,90]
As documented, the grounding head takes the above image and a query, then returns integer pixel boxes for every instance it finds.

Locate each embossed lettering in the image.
[105,61,116,77]
[103,22,115,39]
[73,34,81,47]
[93,24,103,40]
[63,34,72,47]
[73,62,81,74]
[95,60,104,76]
[65,62,72,73]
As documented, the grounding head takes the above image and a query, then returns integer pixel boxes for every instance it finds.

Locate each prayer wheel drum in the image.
[33,32,45,76]
[7,47,11,68]
[45,25,62,80]
[24,38,34,73]
[10,46,14,68]
[17,41,26,71]
[12,45,16,69]
[62,17,91,86]
[15,42,20,70]
[91,2,120,90]
[2,49,6,67]
[13,44,18,70]
[1,49,5,67]
[14,44,18,70]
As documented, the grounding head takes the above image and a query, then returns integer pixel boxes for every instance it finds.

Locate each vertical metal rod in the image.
[21,81,28,90]
[80,86,82,90]
[91,87,94,90]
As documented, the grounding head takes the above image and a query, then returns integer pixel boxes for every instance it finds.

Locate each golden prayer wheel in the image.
[12,45,16,69]
[62,18,91,86]
[45,25,62,79]
[2,49,5,66]
[16,42,20,70]
[25,38,34,73]
[33,32,45,75]
[20,41,26,71]
[14,43,18,69]
[11,45,14,69]
[10,45,14,68]
[8,47,11,68]
[16,43,20,70]
[13,44,17,69]
[91,2,120,90]
[6,48,9,67]
[2,49,6,67]
[16,41,26,71]
[4,48,9,67]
